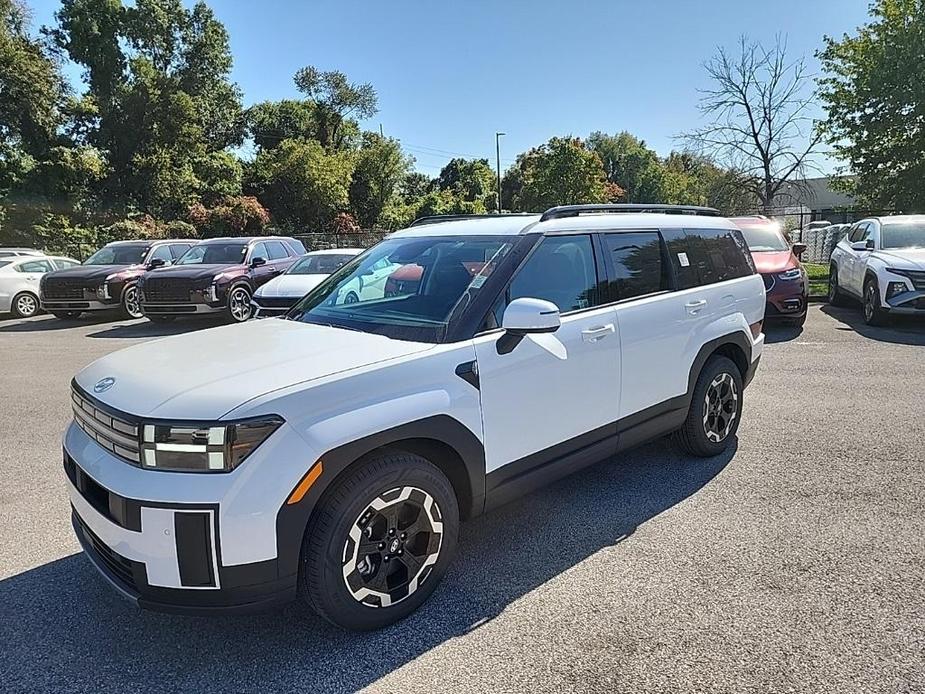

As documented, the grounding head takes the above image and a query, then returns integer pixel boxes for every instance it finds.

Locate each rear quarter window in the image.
[683,228,754,284]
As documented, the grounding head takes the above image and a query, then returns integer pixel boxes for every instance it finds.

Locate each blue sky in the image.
[27,0,872,175]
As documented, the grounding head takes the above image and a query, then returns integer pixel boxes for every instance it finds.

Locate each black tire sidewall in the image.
[301,453,459,631]
[121,283,143,319]
[12,292,39,318]
[681,355,743,457]
[226,284,252,322]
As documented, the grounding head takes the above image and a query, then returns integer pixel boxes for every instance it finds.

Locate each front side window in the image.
[148,245,173,264]
[249,242,268,263]
[168,244,192,259]
[289,235,513,342]
[84,244,150,265]
[881,222,925,250]
[175,243,247,265]
[288,254,357,275]
[604,232,669,300]
[848,223,870,243]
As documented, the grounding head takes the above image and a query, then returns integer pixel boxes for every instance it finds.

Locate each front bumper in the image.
[64,418,310,614]
[762,275,807,319]
[885,289,925,315]
[42,299,115,312]
[252,296,299,319]
[141,302,225,316]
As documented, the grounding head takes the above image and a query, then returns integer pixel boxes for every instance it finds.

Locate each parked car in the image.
[137,236,306,323]
[252,248,364,318]
[0,255,80,318]
[40,239,195,319]
[63,204,764,630]
[0,247,45,258]
[828,214,925,325]
[731,216,808,326]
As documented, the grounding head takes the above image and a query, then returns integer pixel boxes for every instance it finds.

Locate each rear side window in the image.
[603,232,669,300]
[286,238,307,255]
[17,260,55,273]
[266,240,290,260]
[662,229,700,290]
[683,228,754,285]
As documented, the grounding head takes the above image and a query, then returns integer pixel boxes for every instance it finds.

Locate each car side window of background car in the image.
[53,259,79,269]
[17,260,55,273]
[249,242,268,262]
[266,240,290,260]
[499,234,599,319]
[168,244,191,259]
[149,245,172,264]
[603,232,669,301]
[848,223,868,243]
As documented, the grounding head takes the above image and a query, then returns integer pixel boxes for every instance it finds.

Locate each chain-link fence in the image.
[292,230,390,252]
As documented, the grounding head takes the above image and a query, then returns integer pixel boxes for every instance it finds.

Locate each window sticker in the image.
[677,252,690,267]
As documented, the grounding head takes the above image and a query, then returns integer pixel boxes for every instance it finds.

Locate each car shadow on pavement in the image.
[0,313,116,333]
[0,437,734,693]
[87,317,226,339]
[820,304,925,346]
[762,322,804,344]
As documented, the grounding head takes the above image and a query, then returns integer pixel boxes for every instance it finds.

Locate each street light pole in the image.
[495,131,505,214]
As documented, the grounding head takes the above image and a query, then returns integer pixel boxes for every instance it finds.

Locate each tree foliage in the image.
[817,0,925,210]
[293,65,377,151]
[349,133,412,228]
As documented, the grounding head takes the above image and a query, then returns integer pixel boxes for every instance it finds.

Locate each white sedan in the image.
[251,248,364,318]
[0,255,81,318]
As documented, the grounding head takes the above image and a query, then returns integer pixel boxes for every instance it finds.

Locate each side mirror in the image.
[147,257,167,270]
[850,241,871,252]
[502,297,561,334]
[792,242,807,257]
[250,256,267,268]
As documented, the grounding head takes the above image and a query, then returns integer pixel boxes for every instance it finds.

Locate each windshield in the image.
[881,222,925,250]
[84,244,149,265]
[288,253,357,275]
[175,243,247,265]
[288,236,513,341]
[737,224,789,252]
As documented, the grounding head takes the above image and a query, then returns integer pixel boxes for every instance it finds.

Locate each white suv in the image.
[828,215,925,325]
[64,205,765,630]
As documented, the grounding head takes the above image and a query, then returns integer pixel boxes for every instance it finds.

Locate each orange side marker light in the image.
[287,460,323,505]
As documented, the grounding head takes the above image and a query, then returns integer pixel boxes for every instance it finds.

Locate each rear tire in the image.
[863,278,889,326]
[675,355,743,458]
[11,292,39,318]
[51,311,81,320]
[298,451,458,631]
[828,265,848,306]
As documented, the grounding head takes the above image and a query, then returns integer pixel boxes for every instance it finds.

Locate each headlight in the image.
[886,281,910,299]
[96,283,111,299]
[203,284,218,303]
[139,416,283,472]
[777,268,803,281]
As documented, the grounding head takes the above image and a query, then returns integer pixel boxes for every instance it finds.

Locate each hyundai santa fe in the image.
[64,204,765,630]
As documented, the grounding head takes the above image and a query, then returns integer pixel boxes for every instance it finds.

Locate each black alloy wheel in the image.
[675,355,743,458]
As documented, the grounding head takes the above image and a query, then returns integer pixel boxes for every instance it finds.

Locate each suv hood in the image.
[256,274,327,297]
[75,319,433,419]
[751,250,796,274]
[144,263,243,282]
[875,248,925,270]
[43,264,135,283]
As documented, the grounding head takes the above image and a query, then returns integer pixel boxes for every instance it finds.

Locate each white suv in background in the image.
[828,215,925,325]
[63,205,764,630]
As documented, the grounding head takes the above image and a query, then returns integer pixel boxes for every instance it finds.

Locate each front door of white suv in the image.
[841,222,874,295]
[473,234,621,474]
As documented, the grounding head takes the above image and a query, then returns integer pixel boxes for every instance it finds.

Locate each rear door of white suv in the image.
[473,233,622,481]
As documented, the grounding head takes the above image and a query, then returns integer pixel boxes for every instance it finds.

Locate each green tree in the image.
[247,138,353,230]
[293,66,377,151]
[506,136,622,212]
[434,157,496,209]
[817,0,925,209]
[349,132,412,228]
[246,99,318,151]
[587,131,669,203]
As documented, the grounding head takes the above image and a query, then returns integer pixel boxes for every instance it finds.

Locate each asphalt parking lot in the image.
[0,305,923,694]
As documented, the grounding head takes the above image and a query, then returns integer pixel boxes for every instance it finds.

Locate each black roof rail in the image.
[539,204,721,222]
[408,213,535,228]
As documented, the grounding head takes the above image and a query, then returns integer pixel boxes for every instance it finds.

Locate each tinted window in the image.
[286,238,307,254]
[289,254,357,275]
[175,243,247,265]
[169,244,192,259]
[603,232,669,300]
[149,245,173,263]
[848,223,869,243]
[266,240,290,260]
[18,260,55,273]
[503,235,599,315]
[684,228,754,285]
[0,260,12,269]
[84,244,150,265]
[881,222,925,249]
[662,229,700,290]
[53,259,80,269]
[250,242,268,262]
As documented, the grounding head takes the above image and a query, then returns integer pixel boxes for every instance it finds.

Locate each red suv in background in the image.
[731,216,808,326]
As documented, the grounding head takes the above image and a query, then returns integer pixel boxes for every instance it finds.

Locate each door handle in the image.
[581,324,615,342]
[685,299,707,315]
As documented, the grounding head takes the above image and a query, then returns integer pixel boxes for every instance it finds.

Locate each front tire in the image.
[226,285,253,323]
[11,292,39,318]
[121,284,143,319]
[828,264,848,306]
[675,355,743,458]
[299,451,459,631]
[863,278,889,326]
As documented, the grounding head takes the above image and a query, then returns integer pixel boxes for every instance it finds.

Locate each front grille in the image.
[73,510,137,591]
[761,273,775,292]
[254,296,296,309]
[900,270,925,291]
[64,453,141,530]
[72,388,140,464]
[144,278,193,302]
[43,279,86,300]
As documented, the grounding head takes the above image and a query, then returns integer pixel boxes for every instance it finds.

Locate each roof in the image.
[304,248,365,255]
[870,214,925,225]
[196,236,293,244]
[390,215,541,238]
